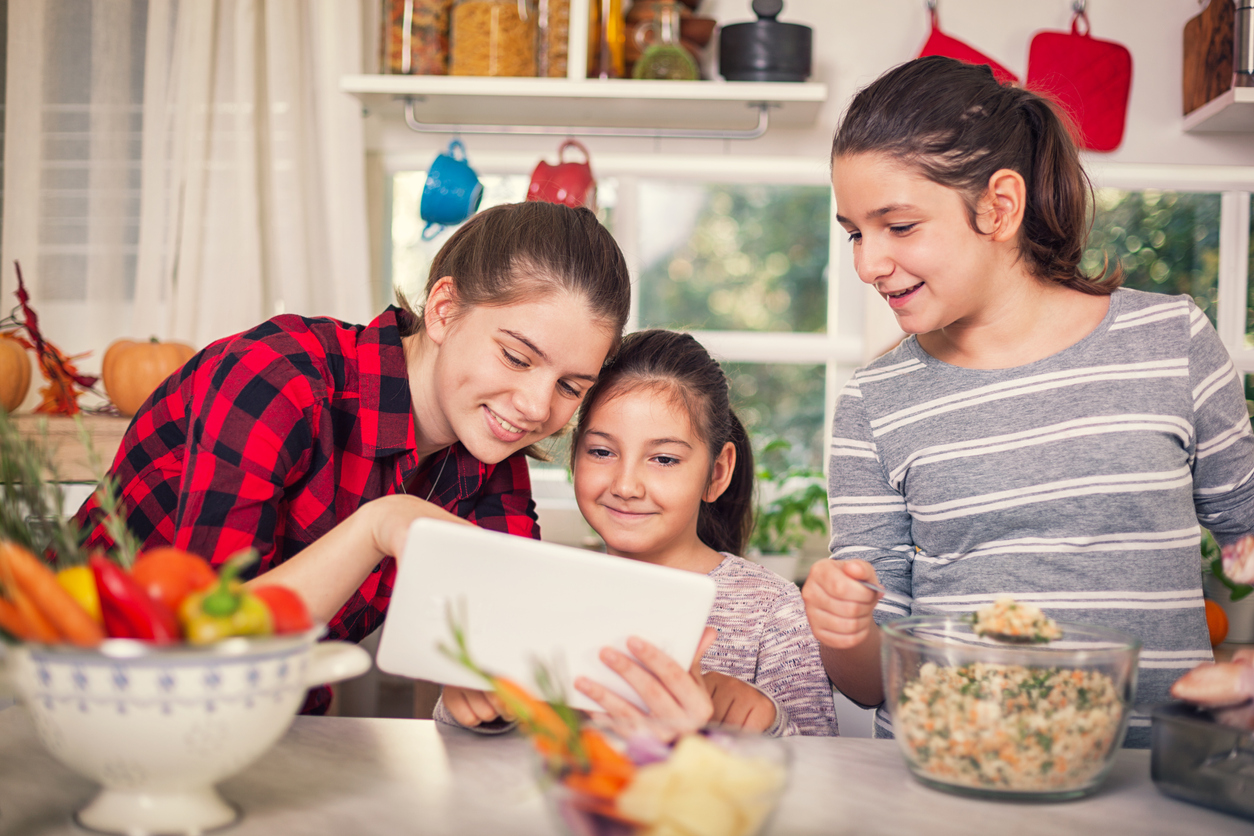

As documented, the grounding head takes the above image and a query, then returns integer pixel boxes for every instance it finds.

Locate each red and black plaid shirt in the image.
[74,306,539,712]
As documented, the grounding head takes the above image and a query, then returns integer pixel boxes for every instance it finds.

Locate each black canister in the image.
[718,0,812,83]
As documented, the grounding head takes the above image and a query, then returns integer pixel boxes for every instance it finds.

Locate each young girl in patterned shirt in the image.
[440,329,838,736]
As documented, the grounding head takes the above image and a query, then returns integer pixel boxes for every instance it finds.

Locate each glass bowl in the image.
[540,725,790,836]
[880,615,1141,801]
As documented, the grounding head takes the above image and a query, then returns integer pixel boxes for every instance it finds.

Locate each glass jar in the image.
[451,0,538,77]
[381,0,453,75]
[632,0,697,80]
[537,0,570,78]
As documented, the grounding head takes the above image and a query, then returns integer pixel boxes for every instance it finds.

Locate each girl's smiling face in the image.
[833,151,1005,336]
[574,385,733,568]
[422,282,616,464]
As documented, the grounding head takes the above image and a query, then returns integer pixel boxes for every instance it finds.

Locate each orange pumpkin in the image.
[0,334,32,413]
[102,337,196,416]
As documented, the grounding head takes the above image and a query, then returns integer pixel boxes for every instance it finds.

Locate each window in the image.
[1086,189,1221,322]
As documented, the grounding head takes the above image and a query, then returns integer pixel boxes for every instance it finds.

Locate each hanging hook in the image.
[1071,0,1086,13]
[926,0,937,10]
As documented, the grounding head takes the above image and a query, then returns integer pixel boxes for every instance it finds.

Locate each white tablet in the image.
[375,518,718,713]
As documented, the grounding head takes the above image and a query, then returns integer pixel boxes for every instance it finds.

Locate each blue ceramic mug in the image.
[420,140,483,240]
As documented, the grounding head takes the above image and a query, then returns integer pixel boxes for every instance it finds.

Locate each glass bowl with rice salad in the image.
[880,614,1141,801]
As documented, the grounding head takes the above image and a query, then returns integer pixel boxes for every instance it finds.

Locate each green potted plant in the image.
[748,439,828,583]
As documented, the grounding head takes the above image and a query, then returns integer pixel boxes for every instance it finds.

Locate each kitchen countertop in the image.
[0,708,1249,836]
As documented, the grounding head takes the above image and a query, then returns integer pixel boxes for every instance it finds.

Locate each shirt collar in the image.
[360,305,418,459]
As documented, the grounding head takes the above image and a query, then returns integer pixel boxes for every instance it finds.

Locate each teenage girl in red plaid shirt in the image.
[74,202,632,713]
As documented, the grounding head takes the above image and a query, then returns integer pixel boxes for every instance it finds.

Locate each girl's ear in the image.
[424,277,460,345]
[980,168,1027,243]
[703,441,737,504]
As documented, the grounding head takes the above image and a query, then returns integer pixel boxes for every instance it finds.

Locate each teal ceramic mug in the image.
[420,139,484,239]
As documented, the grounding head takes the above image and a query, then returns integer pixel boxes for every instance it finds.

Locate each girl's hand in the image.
[575,627,717,742]
[703,671,776,733]
[441,685,515,728]
[802,559,883,649]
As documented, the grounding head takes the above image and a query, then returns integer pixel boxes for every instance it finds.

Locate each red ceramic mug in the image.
[527,140,597,211]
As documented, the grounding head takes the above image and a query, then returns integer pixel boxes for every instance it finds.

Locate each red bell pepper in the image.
[89,554,180,644]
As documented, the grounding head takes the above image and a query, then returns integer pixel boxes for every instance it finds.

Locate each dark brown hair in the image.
[831,55,1121,295]
[395,201,632,338]
[571,329,756,556]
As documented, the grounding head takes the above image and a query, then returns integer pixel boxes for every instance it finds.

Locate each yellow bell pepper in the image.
[177,551,273,644]
[56,564,102,624]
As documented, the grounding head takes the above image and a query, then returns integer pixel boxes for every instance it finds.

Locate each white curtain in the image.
[1,0,373,392]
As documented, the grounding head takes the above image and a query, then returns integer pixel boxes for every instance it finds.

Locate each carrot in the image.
[0,541,103,647]
[6,585,60,643]
[0,596,35,641]
[563,769,630,801]
[580,728,636,783]
[491,676,576,754]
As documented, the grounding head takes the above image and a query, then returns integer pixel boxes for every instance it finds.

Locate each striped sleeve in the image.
[827,373,915,621]
[1187,301,1254,543]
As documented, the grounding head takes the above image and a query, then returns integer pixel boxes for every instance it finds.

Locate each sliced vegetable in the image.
[252,584,313,634]
[0,541,103,646]
[131,546,217,614]
[178,551,272,644]
[56,564,102,624]
[90,553,180,644]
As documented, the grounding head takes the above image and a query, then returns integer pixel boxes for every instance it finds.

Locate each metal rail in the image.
[402,97,774,140]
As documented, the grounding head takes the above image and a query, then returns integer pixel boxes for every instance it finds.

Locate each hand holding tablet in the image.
[376,519,717,713]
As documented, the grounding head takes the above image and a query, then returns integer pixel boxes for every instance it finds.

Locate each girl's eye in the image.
[890,223,918,234]
[653,455,680,467]
[558,380,581,398]
[846,231,862,243]
[586,447,612,460]
[503,349,529,369]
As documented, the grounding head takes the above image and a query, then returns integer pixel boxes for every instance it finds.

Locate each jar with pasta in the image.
[537,0,570,78]
[382,0,452,75]
[451,0,538,77]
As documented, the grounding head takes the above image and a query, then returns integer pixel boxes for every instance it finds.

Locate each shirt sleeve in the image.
[751,583,839,736]
[175,344,318,571]
[827,375,914,622]
[1187,301,1254,545]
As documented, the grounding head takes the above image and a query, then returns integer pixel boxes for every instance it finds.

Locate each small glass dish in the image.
[880,615,1140,801]
[539,725,790,836]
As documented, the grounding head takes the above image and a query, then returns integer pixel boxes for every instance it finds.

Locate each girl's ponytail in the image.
[698,411,755,557]
[1018,95,1121,294]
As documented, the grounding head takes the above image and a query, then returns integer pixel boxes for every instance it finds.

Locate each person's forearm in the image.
[819,625,884,706]
[243,505,384,624]
[243,494,467,625]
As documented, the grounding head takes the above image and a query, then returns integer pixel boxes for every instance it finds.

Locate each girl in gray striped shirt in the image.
[803,56,1254,748]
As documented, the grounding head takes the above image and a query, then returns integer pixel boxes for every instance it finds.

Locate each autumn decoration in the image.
[102,338,195,417]
[0,262,100,415]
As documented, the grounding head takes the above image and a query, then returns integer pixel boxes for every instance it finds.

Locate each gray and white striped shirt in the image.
[828,289,1254,748]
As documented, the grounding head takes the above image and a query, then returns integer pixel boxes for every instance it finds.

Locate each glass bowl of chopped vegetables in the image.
[880,614,1141,801]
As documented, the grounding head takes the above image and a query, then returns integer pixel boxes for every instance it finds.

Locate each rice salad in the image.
[894,661,1125,792]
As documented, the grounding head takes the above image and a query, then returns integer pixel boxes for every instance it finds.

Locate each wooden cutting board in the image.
[1183,0,1234,116]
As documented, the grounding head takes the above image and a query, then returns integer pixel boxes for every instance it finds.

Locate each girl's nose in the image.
[611,462,644,499]
[856,235,893,285]
[513,379,552,426]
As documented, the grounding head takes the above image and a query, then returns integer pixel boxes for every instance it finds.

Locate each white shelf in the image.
[1184,85,1254,132]
[341,74,827,135]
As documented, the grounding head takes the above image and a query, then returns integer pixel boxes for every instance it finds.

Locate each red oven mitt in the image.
[917,6,1019,85]
[1026,11,1132,152]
